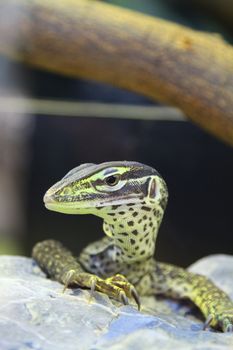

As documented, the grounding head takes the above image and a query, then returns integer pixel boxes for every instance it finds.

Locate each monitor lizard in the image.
[32,161,233,332]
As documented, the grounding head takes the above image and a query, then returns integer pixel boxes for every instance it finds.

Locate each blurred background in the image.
[0,0,233,267]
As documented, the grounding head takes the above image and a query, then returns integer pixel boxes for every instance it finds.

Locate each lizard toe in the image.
[203,314,214,331]
[119,290,129,305]
[105,274,140,308]
[204,309,233,332]
[130,285,141,310]
[225,323,233,333]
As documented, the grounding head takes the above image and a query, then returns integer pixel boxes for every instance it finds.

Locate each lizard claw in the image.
[61,269,76,293]
[92,273,140,309]
[225,324,233,333]
[119,290,129,305]
[104,274,140,308]
[130,286,141,310]
[90,276,97,296]
[203,314,214,330]
[88,276,98,303]
[203,310,233,332]
[58,268,140,310]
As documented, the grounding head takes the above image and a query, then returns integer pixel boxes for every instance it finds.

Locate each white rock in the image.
[0,255,233,350]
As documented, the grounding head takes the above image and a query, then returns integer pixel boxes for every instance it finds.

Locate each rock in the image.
[0,255,233,350]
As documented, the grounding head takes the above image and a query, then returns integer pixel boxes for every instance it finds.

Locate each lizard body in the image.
[32,161,233,332]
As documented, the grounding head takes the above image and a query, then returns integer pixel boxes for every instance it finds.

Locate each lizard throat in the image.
[102,203,164,263]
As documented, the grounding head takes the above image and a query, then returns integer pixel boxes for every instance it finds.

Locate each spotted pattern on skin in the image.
[36,161,233,332]
[91,177,166,264]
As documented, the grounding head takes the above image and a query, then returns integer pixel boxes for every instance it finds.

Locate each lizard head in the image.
[43,161,168,222]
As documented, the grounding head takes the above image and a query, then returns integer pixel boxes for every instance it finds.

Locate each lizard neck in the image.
[102,198,164,264]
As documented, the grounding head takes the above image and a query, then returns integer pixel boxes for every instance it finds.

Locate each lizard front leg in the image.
[32,240,140,307]
[78,240,233,332]
[141,261,233,332]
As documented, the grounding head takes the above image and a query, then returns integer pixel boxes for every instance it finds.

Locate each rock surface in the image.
[1,254,233,350]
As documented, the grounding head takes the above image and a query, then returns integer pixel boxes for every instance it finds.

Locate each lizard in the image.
[32,161,233,332]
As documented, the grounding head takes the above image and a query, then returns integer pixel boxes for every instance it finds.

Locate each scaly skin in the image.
[32,161,233,332]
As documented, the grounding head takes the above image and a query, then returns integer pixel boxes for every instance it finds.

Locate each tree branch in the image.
[0,0,233,145]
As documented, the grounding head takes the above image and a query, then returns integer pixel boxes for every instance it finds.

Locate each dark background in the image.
[1,0,233,267]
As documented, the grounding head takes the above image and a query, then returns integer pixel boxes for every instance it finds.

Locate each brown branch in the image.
[0,0,233,145]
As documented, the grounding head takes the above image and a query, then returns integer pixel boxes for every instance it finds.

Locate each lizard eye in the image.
[105,174,120,186]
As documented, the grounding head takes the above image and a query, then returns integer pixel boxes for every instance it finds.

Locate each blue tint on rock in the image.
[0,255,233,350]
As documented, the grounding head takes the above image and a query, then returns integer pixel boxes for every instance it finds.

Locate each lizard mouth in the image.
[43,193,93,214]
[43,190,142,215]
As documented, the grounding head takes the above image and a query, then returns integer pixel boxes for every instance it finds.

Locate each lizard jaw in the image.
[43,193,92,214]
